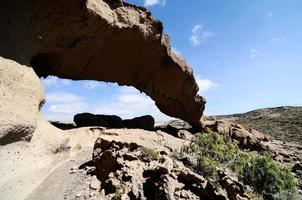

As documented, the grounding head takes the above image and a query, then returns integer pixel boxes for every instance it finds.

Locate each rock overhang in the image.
[0,0,206,127]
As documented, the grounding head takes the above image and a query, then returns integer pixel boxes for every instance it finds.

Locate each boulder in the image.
[74,113,123,128]
[203,119,271,149]
[50,121,76,130]
[0,0,205,127]
[74,113,155,131]
[218,170,250,200]
[123,115,155,131]
[0,57,44,145]
[155,119,197,138]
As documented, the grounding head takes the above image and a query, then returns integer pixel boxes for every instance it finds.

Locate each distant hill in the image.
[216,106,302,144]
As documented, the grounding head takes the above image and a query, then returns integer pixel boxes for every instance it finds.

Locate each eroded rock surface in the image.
[0,0,205,127]
[92,138,250,200]
[0,57,44,145]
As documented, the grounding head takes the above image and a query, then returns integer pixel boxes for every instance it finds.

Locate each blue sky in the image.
[41,0,302,122]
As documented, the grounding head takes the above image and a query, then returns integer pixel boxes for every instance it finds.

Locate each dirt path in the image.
[25,149,92,200]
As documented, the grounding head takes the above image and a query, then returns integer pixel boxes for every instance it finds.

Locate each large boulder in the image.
[0,57,44,145]
[74,113,124,128]
[74,113,155,130]
[123,115,155,131]
[0,0,205,127]
[155,119,197,138]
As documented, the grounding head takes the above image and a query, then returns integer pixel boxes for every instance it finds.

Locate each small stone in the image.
[76,191,83,198]
[90,176,101,190]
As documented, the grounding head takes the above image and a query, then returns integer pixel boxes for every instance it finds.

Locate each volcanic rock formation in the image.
[74,113,155,131]
[0,0,205,129]
[0,57,44,145]
[91,138,250,200]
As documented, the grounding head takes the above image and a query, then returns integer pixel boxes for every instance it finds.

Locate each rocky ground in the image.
[1,116,301,200]
[1,0,300,199]
[216,106,302,144]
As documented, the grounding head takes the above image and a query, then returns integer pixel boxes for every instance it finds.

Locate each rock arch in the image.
[0,0,206,128]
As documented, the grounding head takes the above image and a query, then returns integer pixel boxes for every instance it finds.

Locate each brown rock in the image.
[155,119,198,138]
[123,115,155,131]
[0,0,205,128]
[218,170,250,200]
[74,113,155,130]
[74,113,124,128]
[92,138,234,200]
[50,121,76,130]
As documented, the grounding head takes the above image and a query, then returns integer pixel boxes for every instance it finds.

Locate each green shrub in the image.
[113,187,125,200]
[180,132,297,199]
[139,147,160,161]
[181,132,239,184]
[230,153,296,199]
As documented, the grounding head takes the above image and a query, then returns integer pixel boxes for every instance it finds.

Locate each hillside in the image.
[216,106,302,144]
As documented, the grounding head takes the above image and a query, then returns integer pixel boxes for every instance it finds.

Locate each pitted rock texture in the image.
[92,138,251,200]
[0,0,205,127]
[0,57,44,145]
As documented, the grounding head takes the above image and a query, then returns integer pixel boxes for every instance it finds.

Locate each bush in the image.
[232,153,296,199]
[139,146,160,161]
[181,132,239,184]
[113,187,125,200]
[181,132,297,200]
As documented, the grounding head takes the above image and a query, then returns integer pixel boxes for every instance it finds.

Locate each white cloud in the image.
[84,81,103,90]
[40,76,71,87]
[249,48,258,59]
[49,103,88,114]
[144,0,166,7]
[196,77,219,95]
[45,92,88,116]
[267,11,273,17]
[46,92,85,103]
[94,86,170,121]
[190,24,215,46]
[43,87,171,122]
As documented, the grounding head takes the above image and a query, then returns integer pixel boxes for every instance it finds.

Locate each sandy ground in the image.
[0,125,185,200]
[25,149,92,200]
[0,142,69,200]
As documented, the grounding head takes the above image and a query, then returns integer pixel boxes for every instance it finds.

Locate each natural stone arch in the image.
[0,0,206,127]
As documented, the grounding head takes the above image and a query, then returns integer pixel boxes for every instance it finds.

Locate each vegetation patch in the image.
[217,106,302,144]
[139,146,160,161]
[180,132,297,200]
[113,187,125,200]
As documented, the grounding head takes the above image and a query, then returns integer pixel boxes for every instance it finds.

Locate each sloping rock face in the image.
[0,57,44,145]
[0,0,205,127]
